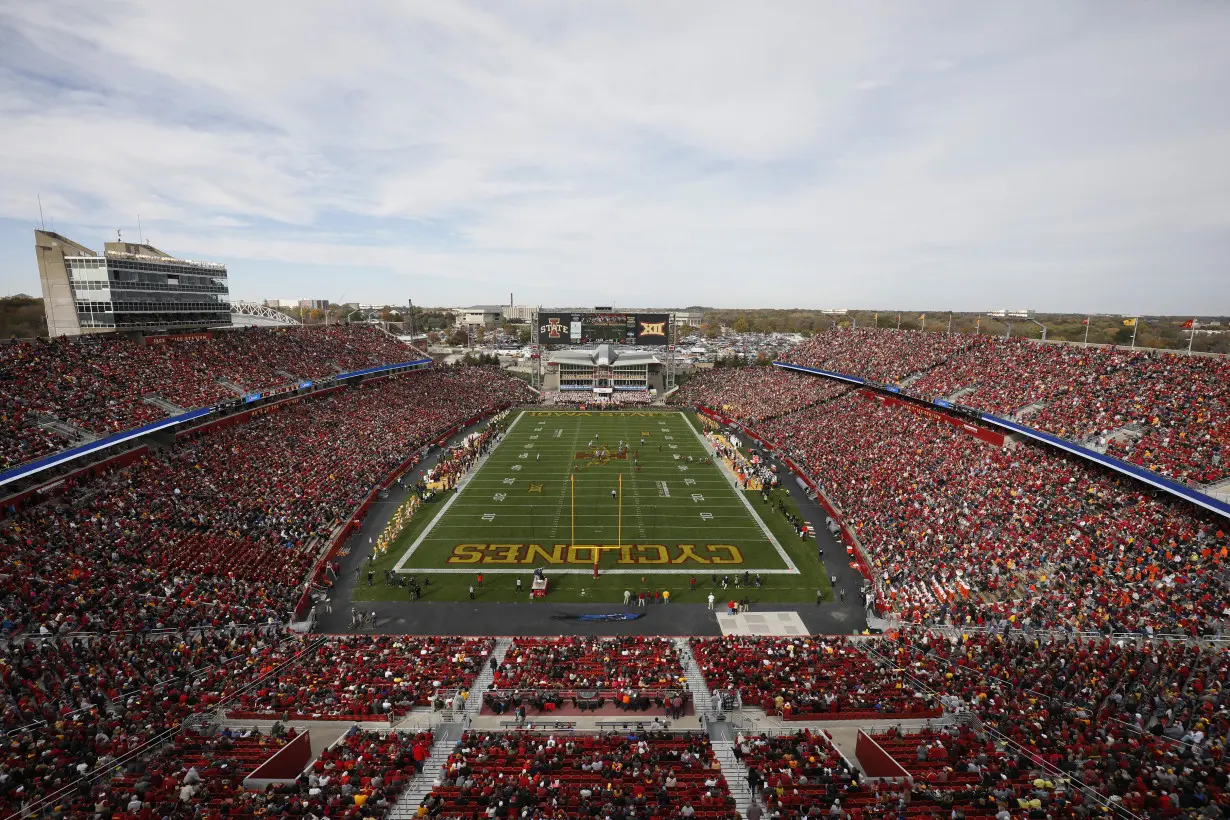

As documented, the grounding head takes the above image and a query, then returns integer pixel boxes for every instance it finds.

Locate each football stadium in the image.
[2,5,1229,820]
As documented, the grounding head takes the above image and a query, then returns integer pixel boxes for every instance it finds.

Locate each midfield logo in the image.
[528,483,544,493]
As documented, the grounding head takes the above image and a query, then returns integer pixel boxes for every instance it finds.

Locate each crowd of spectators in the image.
[0,628,299,818]
[690,636,941,721]
[758,391,1230,634]
[85,725,292,817]
[225,636,494,720]
[254,727,429,817]
[0,410,71,471]
[3,627,1226,818]
[785,328,977,386]
[0,367,533,634]
[491,637,686,693]
[866,630,1230,818]
[784,329,1230,483]
[0,326,418,471]
[540,390,655,407]
[734,729,860,816]
[672,368,849,424]
[424,731,736,819]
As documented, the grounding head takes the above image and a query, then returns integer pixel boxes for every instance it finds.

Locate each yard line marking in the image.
[393,410,525,572]
[548,417,583,538]
[681,411,799,574]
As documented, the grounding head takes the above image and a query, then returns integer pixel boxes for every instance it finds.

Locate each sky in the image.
[1,1,1228,313]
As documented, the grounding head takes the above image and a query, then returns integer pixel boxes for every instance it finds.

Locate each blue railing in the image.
[0,409,211,488]
[772,361,1230,519]
[0,357,434,490]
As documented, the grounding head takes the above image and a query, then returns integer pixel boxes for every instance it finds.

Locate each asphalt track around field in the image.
[316,410,870,637]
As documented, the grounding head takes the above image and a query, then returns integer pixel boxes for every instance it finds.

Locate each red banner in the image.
[143,331,213,345]
[857,390,1005,447]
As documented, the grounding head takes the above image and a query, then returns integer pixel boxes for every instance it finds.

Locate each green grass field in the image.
[352,410,834,604]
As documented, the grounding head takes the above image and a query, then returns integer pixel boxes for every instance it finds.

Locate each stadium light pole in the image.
[1026,318,1047,342]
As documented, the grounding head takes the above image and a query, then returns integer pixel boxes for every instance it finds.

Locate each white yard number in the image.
[678,465,689,472]
[684,478,696,486]
[525,443,533,449]
[529,435,539,440]
[692,494,705,503]
[700,512,714,521]
[482,513,496,521]
[511,464,522,471]
[519,453,528,459]
[669,444,678,450]
[664,436,673,440]
[493,493,506,501]
[503,477,515,485]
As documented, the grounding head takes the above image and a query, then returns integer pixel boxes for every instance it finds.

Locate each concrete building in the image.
[502,305,537,322]
[456,306,504,326]
[34,230,231,336]
[544,343,663,395]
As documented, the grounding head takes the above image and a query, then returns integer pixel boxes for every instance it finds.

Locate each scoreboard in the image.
[537,312,670,347]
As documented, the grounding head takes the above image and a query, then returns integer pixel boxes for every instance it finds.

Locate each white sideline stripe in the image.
[682,412,800,575]
[392,411,525,572]
[397,567,800,575]
[394,409,798,575]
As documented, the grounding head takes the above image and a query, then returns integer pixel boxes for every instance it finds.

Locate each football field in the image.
[393,410,798,577]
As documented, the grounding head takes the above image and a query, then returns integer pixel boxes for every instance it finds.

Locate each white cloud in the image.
[0,0,1228,312]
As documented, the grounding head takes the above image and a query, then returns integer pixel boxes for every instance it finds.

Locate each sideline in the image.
[393,411,525,572]
[681,412,800,574]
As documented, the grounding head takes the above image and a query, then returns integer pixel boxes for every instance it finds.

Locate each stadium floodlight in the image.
[1026,318,1048,341]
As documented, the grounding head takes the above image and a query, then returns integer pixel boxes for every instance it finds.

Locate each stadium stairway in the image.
[388,722,462,820]
[675,637,716,720]
[143,394,186,414]
[945,385,977,403]
[711,737,761,818]
[389,639,510,819]
[1078,422,1145,454]
[1012,400,1046,420]
[464,636,510,718]
[217,379,248,396]
[35,412,95,444]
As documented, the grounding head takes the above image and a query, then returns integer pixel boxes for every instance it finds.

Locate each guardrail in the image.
[0,357,433,491]
[772,360,1230,520]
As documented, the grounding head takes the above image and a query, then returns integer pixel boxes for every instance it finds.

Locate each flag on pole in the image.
[1182,319,1196,329]
[919,314,926,320]
[1081,317,1089,325]
[1123,318,1137,327]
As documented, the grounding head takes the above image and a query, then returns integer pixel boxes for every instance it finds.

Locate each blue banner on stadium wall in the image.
[336,358,432,380]
[978,413,1230,518]
[0,408,211,488]
[771,362,865,386]
[0,358,433,489]
[772,361,1230,520]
